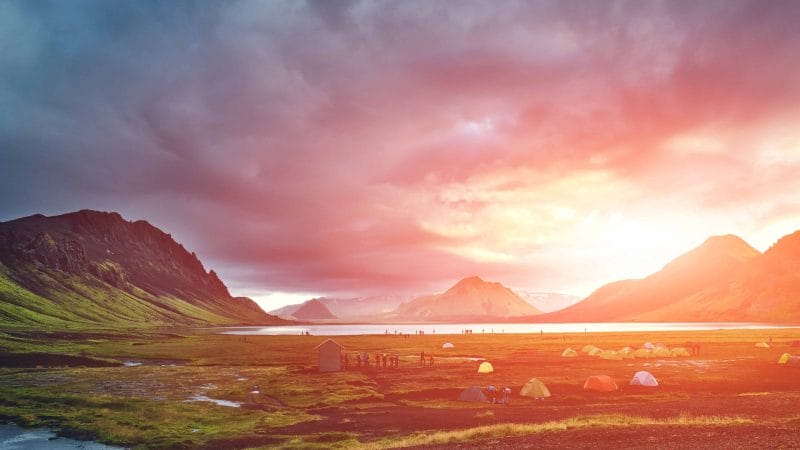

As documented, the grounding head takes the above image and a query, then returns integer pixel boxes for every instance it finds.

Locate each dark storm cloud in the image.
[3,0,800,306]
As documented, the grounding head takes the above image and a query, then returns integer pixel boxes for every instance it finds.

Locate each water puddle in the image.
[0,423,121,449]
[184,395,242,408]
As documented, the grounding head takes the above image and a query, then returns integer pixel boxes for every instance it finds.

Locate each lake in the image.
[219,322,799,336]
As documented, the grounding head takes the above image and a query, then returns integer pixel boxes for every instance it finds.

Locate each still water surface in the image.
[219,322,798,336]
[0,423,121,450]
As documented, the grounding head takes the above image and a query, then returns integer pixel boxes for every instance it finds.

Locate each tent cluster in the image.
[572,342,691,360]
[778,353,800,366]
[458,370,660,401]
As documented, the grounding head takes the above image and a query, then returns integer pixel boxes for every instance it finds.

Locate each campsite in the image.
[2,326,800,448]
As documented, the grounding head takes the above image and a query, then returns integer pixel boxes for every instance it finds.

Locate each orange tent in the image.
[583,375,618,392]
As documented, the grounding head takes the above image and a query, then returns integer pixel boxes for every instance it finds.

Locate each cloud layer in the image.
[3,0,800,307]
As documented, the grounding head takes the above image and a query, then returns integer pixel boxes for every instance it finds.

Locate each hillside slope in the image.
[541,233,800,322]
[0,210,285,328]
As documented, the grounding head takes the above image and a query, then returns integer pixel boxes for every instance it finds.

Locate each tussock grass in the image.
[360,414,753,449]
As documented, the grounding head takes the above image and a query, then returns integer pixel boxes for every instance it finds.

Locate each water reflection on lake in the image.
[219,322,798,336]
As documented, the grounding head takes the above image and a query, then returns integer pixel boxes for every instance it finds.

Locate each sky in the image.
[2,0,800,310]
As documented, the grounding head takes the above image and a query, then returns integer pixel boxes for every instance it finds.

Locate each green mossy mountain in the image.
[0,210,285,328]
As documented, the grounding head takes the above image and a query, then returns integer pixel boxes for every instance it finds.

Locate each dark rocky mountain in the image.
[0,210,285,327]
[289,299,337,320]
[393,276,542,321]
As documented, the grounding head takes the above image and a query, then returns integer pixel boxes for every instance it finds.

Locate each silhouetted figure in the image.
[382,354,387,368]
[429,355,434,367]
[502,387,511,404]
[420,351,425,367]
[356,353,362,368]
[487,385,497,403]
[375,354,380,368]
[364,353,370,368]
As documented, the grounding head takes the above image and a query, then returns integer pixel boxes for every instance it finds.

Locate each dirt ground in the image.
[263,328,800,448]
[3,327,800,448]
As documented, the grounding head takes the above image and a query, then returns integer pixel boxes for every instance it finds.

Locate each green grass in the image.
[360,414,754,449]
[0,382,319,449]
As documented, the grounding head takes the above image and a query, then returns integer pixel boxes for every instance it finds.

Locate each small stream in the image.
[0,423,122,449]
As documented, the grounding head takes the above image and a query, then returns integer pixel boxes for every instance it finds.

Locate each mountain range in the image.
[0,210,285,327]
[540,233,800,322]
[392,276,542,321]
[4,209,800,327]
[270,294,413,321]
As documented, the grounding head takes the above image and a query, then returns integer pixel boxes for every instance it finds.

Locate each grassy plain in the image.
[1,326,799,448]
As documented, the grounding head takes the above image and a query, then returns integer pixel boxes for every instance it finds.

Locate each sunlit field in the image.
[2,327,800,449]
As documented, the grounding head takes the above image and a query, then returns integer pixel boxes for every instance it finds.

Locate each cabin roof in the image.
[314,338,344,350]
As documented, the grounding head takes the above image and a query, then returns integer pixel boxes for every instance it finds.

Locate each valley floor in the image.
[0,327,799,449]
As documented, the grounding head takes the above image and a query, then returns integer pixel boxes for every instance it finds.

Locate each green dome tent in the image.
[457,386,487,402]
[520,378,551,399]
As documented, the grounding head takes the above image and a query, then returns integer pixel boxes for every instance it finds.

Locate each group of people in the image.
[486,385,512,404]
[343,352,400,369]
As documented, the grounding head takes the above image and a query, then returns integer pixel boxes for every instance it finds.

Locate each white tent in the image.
[629,371,659,387]
[643,342,656,349]
[442,342,454,349]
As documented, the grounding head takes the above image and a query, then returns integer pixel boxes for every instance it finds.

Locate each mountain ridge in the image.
[539,232,800,322]
[0,209,285,327]
[393,276,542,321]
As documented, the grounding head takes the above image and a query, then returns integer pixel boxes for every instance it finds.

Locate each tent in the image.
[587,347,603,356]
[583,375,618,392]
[670,347,691,357]
[754,342,770,348]
[520,378,551,398]
[442,342,454,349]
[599,350,622,360]
[478,361,494,373]
[787,356,800,367]
[581,345,599,353]
[652,347,672,358]
[619,347,636,359]
[634,348,651,358]
[561,348,578,358]
[778,353,791,364]
[643,342,656,349]
[629,371,659,387]
[457,386,487,402]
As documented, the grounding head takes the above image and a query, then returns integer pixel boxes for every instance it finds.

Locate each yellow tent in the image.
[634,348,651,358]
[755,342,770,348]
[599,350,622,360]
[581,345,599,353]
[561,348,578,358]
[477,361,494,373]
[588,347,603,356]
[652,347,672,357]
[520,378,551,398]
[778,353,791,364]
[670,347,691,357]
[619,347,636,359]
